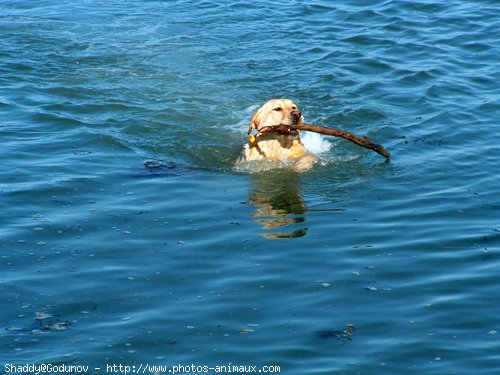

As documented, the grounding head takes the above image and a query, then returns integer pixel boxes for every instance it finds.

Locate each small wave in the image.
[225,103,260,134]
[233,159,296,174]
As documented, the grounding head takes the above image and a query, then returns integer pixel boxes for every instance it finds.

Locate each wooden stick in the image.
[259,123,391,159]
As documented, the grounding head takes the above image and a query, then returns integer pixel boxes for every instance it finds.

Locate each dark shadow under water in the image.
[246,170,308,239]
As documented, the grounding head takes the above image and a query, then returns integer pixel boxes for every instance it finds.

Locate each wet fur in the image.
[236,99,317,171]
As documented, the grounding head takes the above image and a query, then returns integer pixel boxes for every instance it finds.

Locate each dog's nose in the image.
[291,110,302,122]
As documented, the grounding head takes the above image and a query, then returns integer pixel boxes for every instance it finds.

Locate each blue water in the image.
[1,1,499,374]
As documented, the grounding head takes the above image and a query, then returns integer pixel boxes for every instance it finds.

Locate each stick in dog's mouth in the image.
[272,128,300,137]
[258,123,391,159]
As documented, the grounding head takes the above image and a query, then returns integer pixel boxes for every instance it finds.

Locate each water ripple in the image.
[1,0,499,373]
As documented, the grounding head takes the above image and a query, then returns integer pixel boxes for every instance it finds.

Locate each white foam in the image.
[301,131,332,156]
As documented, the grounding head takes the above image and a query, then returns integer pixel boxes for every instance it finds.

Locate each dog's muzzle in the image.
[291,110,302,124]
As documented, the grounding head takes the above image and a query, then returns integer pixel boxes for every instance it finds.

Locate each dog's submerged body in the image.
[236,99,317,171]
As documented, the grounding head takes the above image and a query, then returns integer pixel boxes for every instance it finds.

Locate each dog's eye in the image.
[273,107,282,112]
[292,106,297,110]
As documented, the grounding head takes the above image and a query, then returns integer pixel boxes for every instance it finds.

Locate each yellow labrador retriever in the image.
[236,99,317,171]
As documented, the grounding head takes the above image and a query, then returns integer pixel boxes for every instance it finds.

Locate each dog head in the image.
[247,98,304,135]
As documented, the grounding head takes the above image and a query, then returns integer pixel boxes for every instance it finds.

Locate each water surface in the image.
[1,1,499,374]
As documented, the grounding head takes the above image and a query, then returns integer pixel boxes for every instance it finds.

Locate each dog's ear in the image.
[247,108,261,134]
